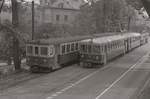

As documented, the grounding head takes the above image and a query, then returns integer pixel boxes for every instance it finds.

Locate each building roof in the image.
[27,35,92,45]
[40,0,86,10]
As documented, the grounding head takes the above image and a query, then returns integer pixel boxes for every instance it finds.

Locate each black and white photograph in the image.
[0,0,150,99]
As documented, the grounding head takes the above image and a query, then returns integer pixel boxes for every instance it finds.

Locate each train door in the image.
[124,39,128,53]
[128,38,131,51]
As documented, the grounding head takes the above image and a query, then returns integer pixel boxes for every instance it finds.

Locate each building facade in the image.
[39,0,85,25]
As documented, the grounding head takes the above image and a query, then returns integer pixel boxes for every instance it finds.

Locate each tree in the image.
[10,0,22,70]
[125,0,143,10]
[141,0,150,16]
[74,0,136,34]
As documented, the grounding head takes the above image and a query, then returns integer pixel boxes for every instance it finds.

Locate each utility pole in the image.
[0,0,4,14]
[128,12,131,32]
[32,0,35,40]
[11,0,21,70]
[103,0,106,32]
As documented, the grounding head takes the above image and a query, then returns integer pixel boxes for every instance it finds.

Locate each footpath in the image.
[0,59,29,75]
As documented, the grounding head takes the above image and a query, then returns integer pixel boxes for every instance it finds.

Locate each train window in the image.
[35,46,39,55]
[117,42,119,48]
[115,42,117,48]
[80,45,84,52]
[75,43,78,50]
[93,45,100,53]
[81,44,87,52]
[101,45,104,52]
[116,42,118,48]
[40,47,48,56]
[118,42,120,48]
[108,44,110,51]
[27,45,33,55]
[61,45,66,54]
[99,46,102,53]
[67,44,70,52]
[111,43,113,49]
[71,43,75,51]
[112,43,114,49]
[88,45,92,53]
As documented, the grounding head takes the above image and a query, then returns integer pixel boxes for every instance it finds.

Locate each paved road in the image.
[0,42,150,99]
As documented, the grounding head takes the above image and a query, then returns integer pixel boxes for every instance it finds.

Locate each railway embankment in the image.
[0,59,29,75]
[0,61,39,90]
[0,66,43,91]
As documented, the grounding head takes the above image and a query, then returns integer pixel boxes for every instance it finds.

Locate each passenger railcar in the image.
[79,35,125,67]
[123,33,141,53]
[140,33,149,45]
[26,32,149,71]
[26,36,91,72]
[79,32,144,68]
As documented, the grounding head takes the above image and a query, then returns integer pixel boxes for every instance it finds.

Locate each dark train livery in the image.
[26,32,149,72]
[26,36,92,72]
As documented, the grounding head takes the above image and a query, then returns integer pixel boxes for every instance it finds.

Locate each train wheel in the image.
[30,66,38,73]
[82,62,87,68]
[79,62,83,67]
[44,67,52,73]
[80,62,88,68]
[86,62,92,68]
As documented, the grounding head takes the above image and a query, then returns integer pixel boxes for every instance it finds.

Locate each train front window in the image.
[75,43,78,50]
[67,44,70,52]
[88,45,92,53]
[27,45,33,55]
[40,47,48,56]
[71,43,74,51]
[61,45,65,54]
[93,45,100,53]
[35,46,39,55]
[81,44,87,53]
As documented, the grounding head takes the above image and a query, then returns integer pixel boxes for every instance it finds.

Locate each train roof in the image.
[26,32,142,45]
[27,35,92,45]
[26,33,119,45]
[122,33,141,38]
[80,35,124,44]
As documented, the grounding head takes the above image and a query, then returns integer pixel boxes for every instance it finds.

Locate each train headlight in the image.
[81,54,84,58]
[43,59,47,63]
[96,56,99,60]
[89,55,91,58]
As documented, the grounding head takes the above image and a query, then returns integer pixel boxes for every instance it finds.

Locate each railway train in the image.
[26,35,92,72]
[26,32,149,72]
[79,32,149,67]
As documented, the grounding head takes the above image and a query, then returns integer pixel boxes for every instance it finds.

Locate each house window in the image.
[35,46,39,55]
[56,15,60,21]
[64,15,68,21]
[58,3,64,8]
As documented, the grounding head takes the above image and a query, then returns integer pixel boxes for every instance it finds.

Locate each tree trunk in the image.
[11,0,21,70]
[13,38,21,70]
[11,0,19,27]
